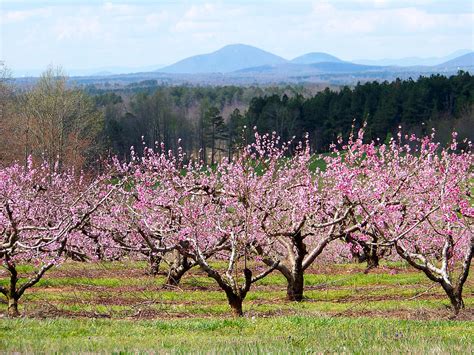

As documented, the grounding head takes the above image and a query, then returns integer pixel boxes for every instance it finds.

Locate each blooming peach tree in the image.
[345,129,473,315]
[0,158,119,317]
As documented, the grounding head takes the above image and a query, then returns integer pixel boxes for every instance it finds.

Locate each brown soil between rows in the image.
[10,302,473,322]
[330,307,474,321]
[39,263,410,279]
[20,291,449,308]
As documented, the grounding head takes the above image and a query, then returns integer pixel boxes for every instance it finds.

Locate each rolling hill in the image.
[158,44,287,74]
[353,49,473,67]
[436,52,474,69]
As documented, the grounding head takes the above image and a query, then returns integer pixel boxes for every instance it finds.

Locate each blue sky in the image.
[1,0,473,74]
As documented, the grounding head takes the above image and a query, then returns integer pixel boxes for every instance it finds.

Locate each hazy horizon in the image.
[1,0,473,76]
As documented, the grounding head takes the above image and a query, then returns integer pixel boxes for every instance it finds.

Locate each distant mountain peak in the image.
[291,52,343,64]
[437,52,474,68]
[219,43,260,50]
[159,44,286,74]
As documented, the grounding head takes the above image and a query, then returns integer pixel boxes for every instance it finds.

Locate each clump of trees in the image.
[1,67,104,171]
[1,128,472,317]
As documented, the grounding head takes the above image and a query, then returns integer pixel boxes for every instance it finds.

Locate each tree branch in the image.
[251,260,280,284]
[456,234,473,294]
[17,263,54,298]
[394,242,443,284]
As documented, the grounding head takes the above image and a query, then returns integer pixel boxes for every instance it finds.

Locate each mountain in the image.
[158,44,287,74]
[291,52,343,64]
[353,49,473,67]
[436,52,474,69]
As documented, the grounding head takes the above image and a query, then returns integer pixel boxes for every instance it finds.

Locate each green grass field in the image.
[0,261,473,353]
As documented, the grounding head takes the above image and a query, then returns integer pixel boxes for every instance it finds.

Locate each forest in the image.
[1,66,472,170]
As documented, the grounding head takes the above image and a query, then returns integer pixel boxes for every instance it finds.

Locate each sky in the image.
[1,0,473,75]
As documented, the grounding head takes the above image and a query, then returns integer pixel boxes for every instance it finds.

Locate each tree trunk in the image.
[286,271,304,301]
[5,260,20,317]
[284,232,307,301]
[7,297,19,318]
[443,285,464,315]
[148,254,162,276]
[165,252,193,286]
[165,265,189,286]
[364,248,379,274]
[227,293,243,317]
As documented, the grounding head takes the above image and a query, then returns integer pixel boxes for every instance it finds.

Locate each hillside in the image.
[354,49,473,67]
[158,44,287,74]
[436,52,474,69]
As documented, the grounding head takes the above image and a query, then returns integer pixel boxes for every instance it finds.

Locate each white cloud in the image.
[143,11,170,30]
[304,2,473,36]
[0,8,51,24]
[172,3,246,33]
[54,16,102,41]
[103,2,137,15]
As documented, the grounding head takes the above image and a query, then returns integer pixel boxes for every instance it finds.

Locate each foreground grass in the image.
[1,261,472,352]
[1,316,473,353]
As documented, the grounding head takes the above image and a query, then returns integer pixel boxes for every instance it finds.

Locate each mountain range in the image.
[12,44,474,86]
[157,44,473,75]
[353,49,472,67]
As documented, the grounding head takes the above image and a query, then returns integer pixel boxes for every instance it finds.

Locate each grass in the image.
[1,316,472,353]
[0,260,472,352]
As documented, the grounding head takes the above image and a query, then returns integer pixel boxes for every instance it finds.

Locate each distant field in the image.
[0,261,473,353]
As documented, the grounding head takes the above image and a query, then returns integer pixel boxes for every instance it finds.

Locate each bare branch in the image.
[17,262,54,298]
[251,260,280,284]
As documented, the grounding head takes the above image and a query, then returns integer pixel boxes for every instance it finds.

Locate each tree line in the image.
[98,71,473,163]
[1,65,472,171]
[246,72,473,151]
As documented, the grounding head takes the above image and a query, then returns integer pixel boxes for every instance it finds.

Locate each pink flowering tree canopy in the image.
[0,158,118,317]
[344,129,473,314]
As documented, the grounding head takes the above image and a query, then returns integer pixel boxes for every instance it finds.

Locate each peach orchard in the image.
[0,129,472,317]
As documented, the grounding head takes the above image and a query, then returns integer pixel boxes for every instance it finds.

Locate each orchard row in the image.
[0,128,472,317]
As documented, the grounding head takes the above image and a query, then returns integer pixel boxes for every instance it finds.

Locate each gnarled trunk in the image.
[260,255,305,301]
[442,283,464,315]
[286,271,304,301]
[165,267,186,286]
[287,233,306,301]
[226,293,244,317]
[7,297,19,318]
[394,240,472,317]
[364,248,380,273]
[148,253,162,276]
[165,253,193,286]
[448,293,464,315]
[198,261,251,317]
[4,260,20,318]
[346,232,384,273]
